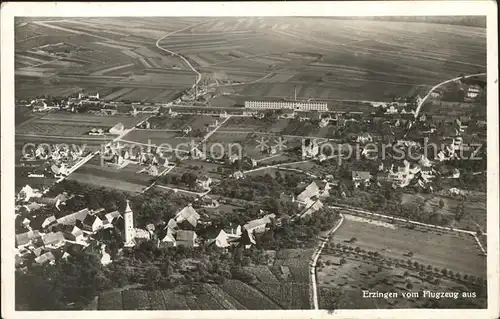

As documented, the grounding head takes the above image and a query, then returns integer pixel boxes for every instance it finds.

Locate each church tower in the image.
[123,199,136,247]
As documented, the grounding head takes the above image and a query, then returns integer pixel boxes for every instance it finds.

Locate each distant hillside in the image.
[330,16,486,28]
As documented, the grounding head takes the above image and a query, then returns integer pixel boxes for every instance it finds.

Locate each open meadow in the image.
[333,215,485,277]
[16,17,486,104]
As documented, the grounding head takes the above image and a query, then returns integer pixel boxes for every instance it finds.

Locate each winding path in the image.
[413,72,486,119]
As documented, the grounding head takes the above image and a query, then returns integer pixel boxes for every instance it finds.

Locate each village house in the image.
[134,228,152,243]
[63,226,85,242]
[207,224,242,249]
[15,230,42,250]
[160,229,199,248]
[301,199,324,218]
[209,230,233,248]
[88,128,105,136]
[104,210,123,225]
[385,104,398,114]
[356,132,373,144]
[388,160,421,188]
[297,180,331,204]
[302,139,320,159]
[55,208,90,228]
[352,171,372,188]
[81,214,104,233]
[297,181,320,203]
[375,172,392,187]
[180,124,193,136]
[176,230,199,247]
[138,165,159,177]
[418,154,432,167]
[430,91,442,99]
[34,251,56,265]
[318,116,331,128]
[243,213,276,234]
[41,232,66,249]
[449,187,464,196]
[278,109,296,119]
[200,195,220,208]
[228,154,240,164]
[109,123,125,135]
[232,170,245,180]
[466,85,481,99]
[16,185,43,203]
[196,175,212,190]
[160,227,177,247]
[174,205,201,229]
[29,215,57,231]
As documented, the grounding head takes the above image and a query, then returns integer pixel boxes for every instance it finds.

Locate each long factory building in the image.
[244,100,328,112]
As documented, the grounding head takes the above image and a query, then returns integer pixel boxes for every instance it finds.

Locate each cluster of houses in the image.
[101,141,171,175]
[15,183,283,269]
[19,144,85,179]
[15,186,124,268]
[350,157,461,191]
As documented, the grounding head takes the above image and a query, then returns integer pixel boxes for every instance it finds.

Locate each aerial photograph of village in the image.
[13,16,488,310]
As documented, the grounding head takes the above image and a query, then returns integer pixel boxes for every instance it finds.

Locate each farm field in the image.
[16,112,147,137]
[332,215,486,277]
[15,136,111,155]
[219,117,291,133]
[16,17,485,104]
[148,114,219,130]
[94,280,285,310]
[119,129,198,151]
[67,172,147,193]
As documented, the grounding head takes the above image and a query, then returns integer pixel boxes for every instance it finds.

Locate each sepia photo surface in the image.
[2,2,498,319]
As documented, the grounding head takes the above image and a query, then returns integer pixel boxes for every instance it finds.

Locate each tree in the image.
[438,199,445,209]
[441,268,448,276]
[144,267,162,289]
[406,283,413,289]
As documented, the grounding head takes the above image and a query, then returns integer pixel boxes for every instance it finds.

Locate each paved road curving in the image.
[155,22,205,90]
[310,213,345,310]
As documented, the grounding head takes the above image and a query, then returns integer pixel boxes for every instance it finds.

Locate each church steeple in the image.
[123,199,136,247]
